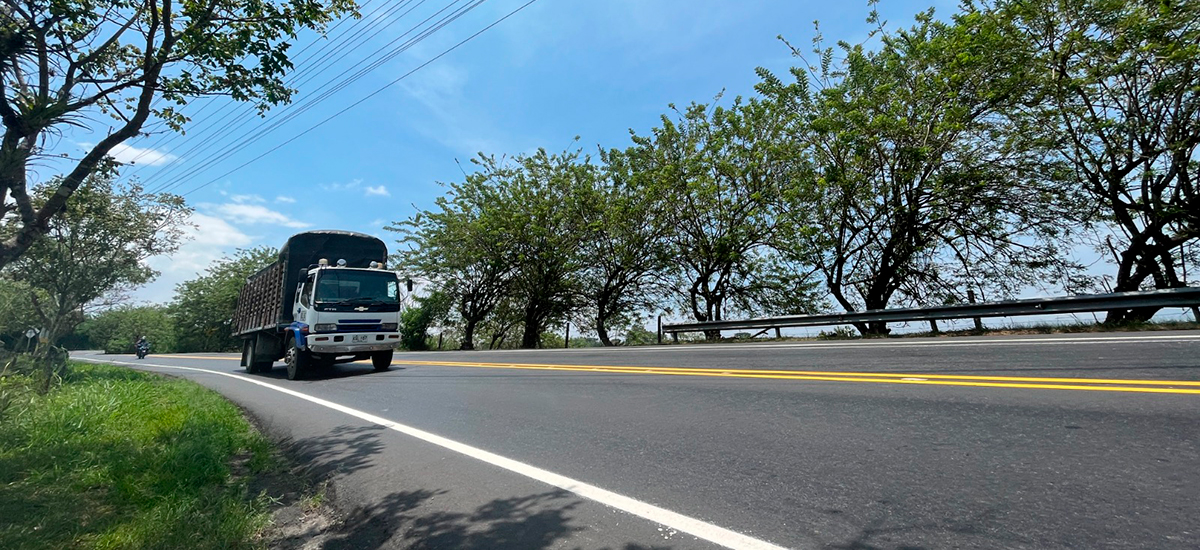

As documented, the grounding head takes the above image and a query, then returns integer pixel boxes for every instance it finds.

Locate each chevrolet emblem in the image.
[354,306,369,311]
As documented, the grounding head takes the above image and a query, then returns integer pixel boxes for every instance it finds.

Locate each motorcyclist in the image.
[135,336,150,358]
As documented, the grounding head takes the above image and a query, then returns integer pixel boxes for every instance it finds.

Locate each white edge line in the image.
[76,357,790,550]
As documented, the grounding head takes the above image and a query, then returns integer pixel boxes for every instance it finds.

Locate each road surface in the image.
[78,331,1200,549]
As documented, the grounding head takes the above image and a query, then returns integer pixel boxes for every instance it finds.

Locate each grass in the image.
[0,362,277,550]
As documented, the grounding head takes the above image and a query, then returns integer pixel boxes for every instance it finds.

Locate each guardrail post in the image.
[672,331,678,343]
[968,290,983,331]
[437,333,443,350]
[929,320,939,334]
[774,327,781,338]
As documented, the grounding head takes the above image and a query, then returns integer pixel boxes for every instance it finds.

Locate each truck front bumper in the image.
[305,332,399,353]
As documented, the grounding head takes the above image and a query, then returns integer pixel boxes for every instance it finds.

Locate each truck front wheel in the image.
[285,344,312,380]
[372,349,394,371]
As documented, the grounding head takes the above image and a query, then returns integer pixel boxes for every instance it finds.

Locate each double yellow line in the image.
[160,354,1200,394]
[392,359,1200,395]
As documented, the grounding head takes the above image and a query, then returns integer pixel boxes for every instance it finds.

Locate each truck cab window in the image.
[300,277,314,307]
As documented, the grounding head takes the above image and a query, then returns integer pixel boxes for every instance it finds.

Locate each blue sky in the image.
[46,0,960,303]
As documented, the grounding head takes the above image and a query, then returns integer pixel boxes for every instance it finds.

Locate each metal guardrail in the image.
[661,287,1200,335]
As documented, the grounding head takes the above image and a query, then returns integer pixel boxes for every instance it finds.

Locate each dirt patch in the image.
[233,413,350,549]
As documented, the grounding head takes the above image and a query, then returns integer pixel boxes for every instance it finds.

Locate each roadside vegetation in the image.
[0,362,276,549]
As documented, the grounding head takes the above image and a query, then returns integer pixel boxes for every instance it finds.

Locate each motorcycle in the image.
[135,342,150,359]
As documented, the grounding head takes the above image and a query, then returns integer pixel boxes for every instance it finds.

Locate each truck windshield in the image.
[314,269,400,303]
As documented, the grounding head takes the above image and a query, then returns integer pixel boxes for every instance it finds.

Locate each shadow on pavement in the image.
[242,362,405,381]
[322,489,593,550]
[281,424,388,480]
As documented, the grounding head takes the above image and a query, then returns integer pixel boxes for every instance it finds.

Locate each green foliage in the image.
[390,160,519,350]
[79,306,177,355]
[0,278,40,349]
[0,0,357,267]
[627,95,819,336]
[0,363,273,549]
[171,246,278,352]
[399,290,451,351]
[579,148,672,345]
[2,175,189,349]
[391,148,597,349]
[995,0,1200,320]
[757,6,1083,334]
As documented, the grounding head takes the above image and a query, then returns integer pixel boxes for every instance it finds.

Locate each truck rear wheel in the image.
[372,349,394,371]
[245,338,267,373]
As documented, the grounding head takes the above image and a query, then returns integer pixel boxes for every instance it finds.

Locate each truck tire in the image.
[372,349,394,371]
[285,343,312,380]
[242,339,254,372]
[245,338,273,374]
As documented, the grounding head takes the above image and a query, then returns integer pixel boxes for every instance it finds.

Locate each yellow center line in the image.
[153,354,1200,395]
[393,359,1200,387]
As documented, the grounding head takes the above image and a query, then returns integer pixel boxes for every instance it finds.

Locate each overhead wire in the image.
[123,0,392,176]
[179,0,541,198]
[148,0,485,194]
[143,0,462,193]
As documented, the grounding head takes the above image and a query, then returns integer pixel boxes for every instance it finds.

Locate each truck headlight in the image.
[314,324,337,332]
[381,323,398,331]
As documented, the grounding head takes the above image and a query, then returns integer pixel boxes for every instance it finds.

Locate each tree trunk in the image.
[520,321,540,349]
[596,316,613,346]
[460,318,477,350]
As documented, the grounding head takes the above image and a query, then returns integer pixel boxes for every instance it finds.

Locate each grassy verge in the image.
[0,362,276,550]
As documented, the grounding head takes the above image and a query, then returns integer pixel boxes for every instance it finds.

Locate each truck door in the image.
[295,275,314,323]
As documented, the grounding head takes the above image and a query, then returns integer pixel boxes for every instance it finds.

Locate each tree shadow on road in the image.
[321,489,589,550]
[279,424,388,480]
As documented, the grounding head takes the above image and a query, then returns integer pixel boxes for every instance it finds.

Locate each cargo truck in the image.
[233,230,409,380]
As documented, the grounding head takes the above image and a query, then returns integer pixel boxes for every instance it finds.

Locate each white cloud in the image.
[205,203,311,228]
[321,179,362,192]
[365,185,390,197]
[275,196,296,204]
[230,194,265,204]
[139,212,256,303]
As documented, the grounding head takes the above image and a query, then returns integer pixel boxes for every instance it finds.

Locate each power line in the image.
[124,0,395,177]
[151,0,487,194]
[181,0,541,197]
[145,0,468,194]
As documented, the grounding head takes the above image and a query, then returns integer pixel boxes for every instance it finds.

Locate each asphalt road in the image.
[78,331,1200,550]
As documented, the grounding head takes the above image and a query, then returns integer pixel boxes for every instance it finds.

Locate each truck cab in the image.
[292,260,403,358]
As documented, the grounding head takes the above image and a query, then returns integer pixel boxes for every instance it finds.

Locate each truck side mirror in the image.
[298,268,310,280]
[406,279,414,292]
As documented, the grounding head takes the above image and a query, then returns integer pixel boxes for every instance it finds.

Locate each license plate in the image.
[352,334,368,343]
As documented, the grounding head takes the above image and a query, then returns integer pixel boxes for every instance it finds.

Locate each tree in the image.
[758,7,1083,335]
[2,175,189,351]
[389,161,517,351]
[630,96,817,339]
[579,148,671,346]
[393,149,595,350]
[171,246,277,352]
[79,304,177,354]
[0,276,39,349]
[398,289,450,351]
[1000,0,1200,322]
[0,0,355,267]
[499,149,592,349]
